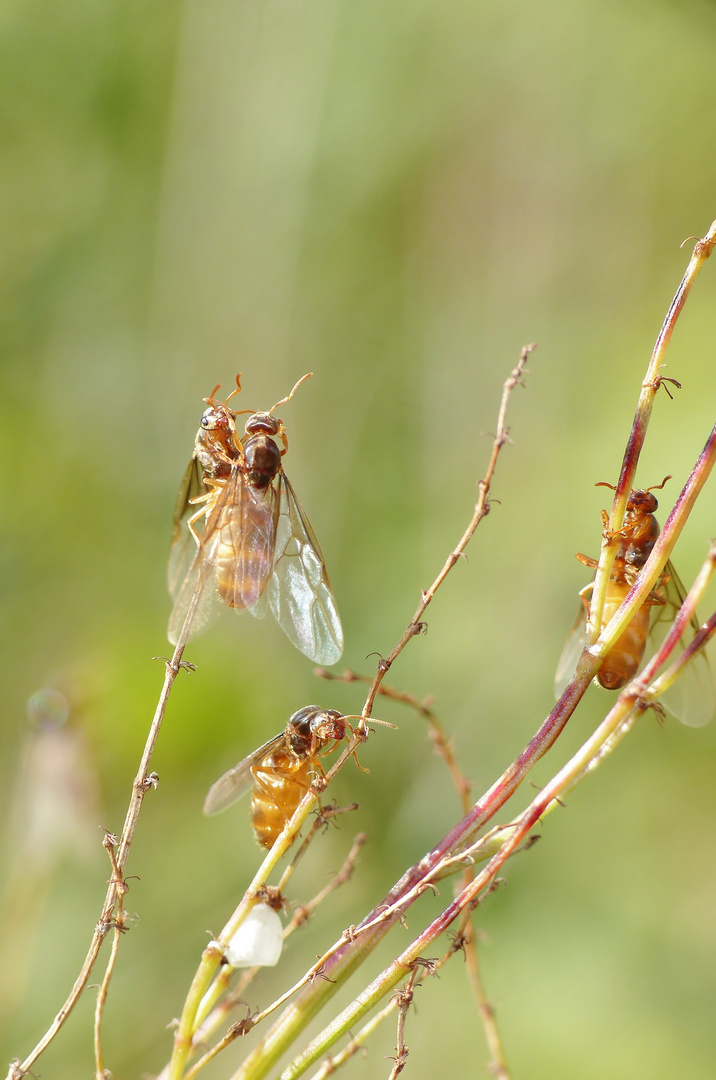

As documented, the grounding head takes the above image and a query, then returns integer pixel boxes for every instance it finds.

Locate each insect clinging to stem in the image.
[556,478,713,726]
[167,374,343,665]
[202,705,353,849]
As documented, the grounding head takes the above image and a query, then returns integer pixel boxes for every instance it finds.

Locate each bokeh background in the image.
[2,1,716,1077]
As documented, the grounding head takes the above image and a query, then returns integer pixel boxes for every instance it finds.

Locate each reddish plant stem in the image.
[590,220,716,637]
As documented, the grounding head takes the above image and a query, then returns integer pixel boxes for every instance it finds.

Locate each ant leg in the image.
[276,420,289,457]
[187,506,209,545]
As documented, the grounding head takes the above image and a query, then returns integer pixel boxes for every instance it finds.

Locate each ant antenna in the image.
[224,373,244,406]
[595,475,672,494]
[342,713,398,730]
[645,475,672,493]
[269,372,313,415]
[202,383,223,407]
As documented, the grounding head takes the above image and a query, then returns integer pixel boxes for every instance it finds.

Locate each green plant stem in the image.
[167,782,325,1080]
[587,419,716,655]
[176,835,368,1077]
[590,219,716,638]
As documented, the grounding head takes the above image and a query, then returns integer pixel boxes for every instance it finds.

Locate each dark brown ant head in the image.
[596,476,671,518]
[284,706,348,757]
[626,476,671,516]
[244,412,281,438]
[285,705,329,753]
[626,488,659,515]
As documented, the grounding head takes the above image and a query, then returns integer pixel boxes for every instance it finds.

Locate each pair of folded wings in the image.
[167,457,343,666]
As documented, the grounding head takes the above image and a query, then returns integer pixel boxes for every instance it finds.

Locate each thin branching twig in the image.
[7,586,202,1080]
[360,343,536,722]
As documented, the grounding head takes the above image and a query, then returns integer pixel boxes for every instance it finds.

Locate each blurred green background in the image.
[2,1,716,1077]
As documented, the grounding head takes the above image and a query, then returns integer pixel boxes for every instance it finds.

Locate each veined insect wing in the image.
[215,476,276,614]
[267,474,344,666]
[660,649,715,728]
[649,562,715,728]
[167,456,205,599]
[167,468,239,645]
[167,551,224,647]
[555,604,589,699]
[203,733,286,815]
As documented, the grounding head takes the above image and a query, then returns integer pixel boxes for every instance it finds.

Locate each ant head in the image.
[627,476,671,514]
[595,475,672,514]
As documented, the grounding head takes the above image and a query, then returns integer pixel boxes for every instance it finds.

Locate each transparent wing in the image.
[168,468,279,644]
[230,482,277,617]
[168,456,205,600]
[267,475,344,665]
[555,604,589,699]
[167,469,238,645]
[167,542,223,646]
[650,562,715,728]
[203,734,285,815]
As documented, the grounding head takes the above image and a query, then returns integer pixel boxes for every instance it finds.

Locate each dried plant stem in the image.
[327,670,507,1076]
[93,837,128,1079]
[385,963,421,1079]
[93,924,122,1080]
[361,343,535,721]
[6,586,202,1080]
[318,669,473,809]
[460,920,510,1080]
[276,806,361,899]
[284,832,367,933]
[590,219,716,638]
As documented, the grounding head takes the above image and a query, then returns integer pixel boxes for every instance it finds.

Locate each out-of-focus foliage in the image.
[1,1,716,1078]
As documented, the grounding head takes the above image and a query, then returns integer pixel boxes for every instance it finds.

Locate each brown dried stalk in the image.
[6,620,198,1080]
[361,343,536,722]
